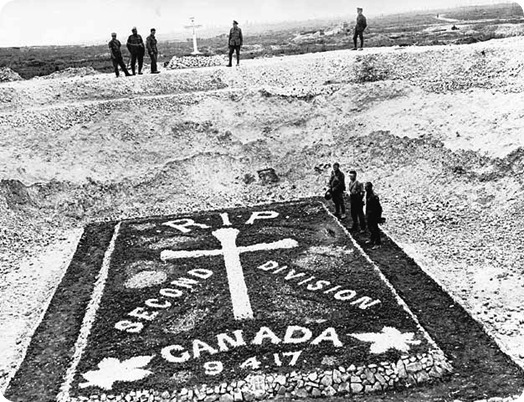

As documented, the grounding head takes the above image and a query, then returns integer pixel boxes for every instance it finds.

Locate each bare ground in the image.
[1,38,524,398]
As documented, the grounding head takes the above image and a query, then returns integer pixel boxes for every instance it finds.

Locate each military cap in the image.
[233,20,238,24]
[357,7,363,11]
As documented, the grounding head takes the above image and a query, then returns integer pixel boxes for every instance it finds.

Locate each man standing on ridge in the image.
[146,28,160,74]
[108,33,131,77]
[126,27,145,75]
[352,7,367,50]
[227,20,243,67]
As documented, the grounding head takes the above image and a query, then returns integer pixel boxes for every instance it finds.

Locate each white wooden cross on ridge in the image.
[160,225,298,320]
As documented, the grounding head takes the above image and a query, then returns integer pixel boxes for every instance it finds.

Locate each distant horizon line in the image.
[0,1,519,48]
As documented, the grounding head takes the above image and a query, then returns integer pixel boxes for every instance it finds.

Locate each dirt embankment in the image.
[1,38,524,389]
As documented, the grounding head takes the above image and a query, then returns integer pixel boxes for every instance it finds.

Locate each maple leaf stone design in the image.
[80,355,155,390]
[349,327,422,354]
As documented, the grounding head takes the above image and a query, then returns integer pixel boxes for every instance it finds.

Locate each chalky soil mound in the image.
[6,200,451,402]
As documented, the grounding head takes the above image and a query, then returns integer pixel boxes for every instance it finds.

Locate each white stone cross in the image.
[160,228,298,320]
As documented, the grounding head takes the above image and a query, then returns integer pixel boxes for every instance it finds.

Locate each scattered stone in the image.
[320,375,333,387]
[351,383,364,394]
[324,386,337,396]
[375,373,387,385]
[333,369,342,383]
[372,382,383,392]
[429,365,444,378]
[274,375,286,386]
[338,382,350,394]
[416,370,430,383]
[257,168,280,184]
[365,369,375,383]
[294,388,308,398]
[244,392,257,402]
[406,361,423,373]
[219,394,234,402]
[396,359,407,378]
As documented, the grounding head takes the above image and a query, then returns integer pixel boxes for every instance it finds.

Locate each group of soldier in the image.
[108,27,160,77]
[107,20,243,77]
[328,164,383,249]
[107,7,367,77]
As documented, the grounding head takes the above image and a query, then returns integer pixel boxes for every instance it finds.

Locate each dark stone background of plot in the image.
[73,201,432,395]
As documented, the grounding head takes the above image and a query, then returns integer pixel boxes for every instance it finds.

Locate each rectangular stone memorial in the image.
[6,201,452,402]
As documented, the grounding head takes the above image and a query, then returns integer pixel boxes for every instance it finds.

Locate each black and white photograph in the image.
[0,1,524,402]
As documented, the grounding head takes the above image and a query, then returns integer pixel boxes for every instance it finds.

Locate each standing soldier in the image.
[352,7,367,50]
[108,33,131,77]
[227,20,243,67]
[126,27,145,75]
[348,170,366,232]
[364,182,383,249]
[329,163,347,219]
[146,28,160,74]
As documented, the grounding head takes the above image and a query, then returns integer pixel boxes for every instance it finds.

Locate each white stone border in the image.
[67,351,451,402]
[0,228,84,395]
[380,225,524,371]
[320,203,446,357]
[57,223,122,402]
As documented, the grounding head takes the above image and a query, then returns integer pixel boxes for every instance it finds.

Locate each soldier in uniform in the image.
[227,20,243,67]
[348,170,366,232]
[108,33,131,77]
[126,27,145,75]
[352,7,367,50]
[328,163,347,219]
[364,182,383,249]
[146,28,160,74]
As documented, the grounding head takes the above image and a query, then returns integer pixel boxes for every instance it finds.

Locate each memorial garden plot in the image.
[6,201,452,402]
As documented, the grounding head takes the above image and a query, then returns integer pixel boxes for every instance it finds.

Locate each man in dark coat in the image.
[329,163,346,219]
[146,28,160,74]
[365,182,383,249]
[227,20,243,67]
[108,33,131,77]
[353,7,367,50]
[348,170,366,232]
[126,27,145,75]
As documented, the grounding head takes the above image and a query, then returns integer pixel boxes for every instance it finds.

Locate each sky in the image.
[0,0,519,46]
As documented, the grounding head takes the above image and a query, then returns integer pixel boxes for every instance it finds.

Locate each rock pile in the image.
[73,352,451,402]
[167,55,228,70]
[0,67,23,82]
